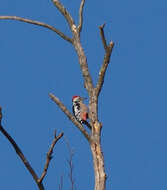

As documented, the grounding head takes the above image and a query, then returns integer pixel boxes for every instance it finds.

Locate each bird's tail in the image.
[82,120,92,130]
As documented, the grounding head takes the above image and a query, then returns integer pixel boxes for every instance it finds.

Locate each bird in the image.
[72,95,91,129]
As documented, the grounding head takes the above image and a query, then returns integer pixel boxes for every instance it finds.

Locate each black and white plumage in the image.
[72,95,91,129]
[72,96,85,123]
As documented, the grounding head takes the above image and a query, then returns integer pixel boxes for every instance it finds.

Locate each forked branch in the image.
[96,24,114,97]
[49,93,90,141]
[0,107,63,190]
[0,107,45,190]
[0,16,72,43]
[38,131,64,183]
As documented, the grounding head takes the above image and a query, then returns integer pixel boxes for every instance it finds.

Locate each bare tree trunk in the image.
[90,122,106,190]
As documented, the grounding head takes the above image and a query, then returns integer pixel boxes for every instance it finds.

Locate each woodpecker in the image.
[72,95,91,129]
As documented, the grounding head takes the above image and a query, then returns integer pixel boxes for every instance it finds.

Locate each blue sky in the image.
[0,0,167,189]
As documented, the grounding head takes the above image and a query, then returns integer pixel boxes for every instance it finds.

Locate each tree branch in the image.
[0,107,45,190]
[38,131,64,184]
[96,24,114,97]
[0,16,73,43]
[59,175,64,190]
[72,38,94,96]
[78,0,85,34]
[64,138,75,190]
[49,93,90,141]
[99,24,108,51]
[0,107,2,124]
[52,0,75,31]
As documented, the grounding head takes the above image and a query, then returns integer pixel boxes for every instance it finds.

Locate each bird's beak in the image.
[81,97,87,100]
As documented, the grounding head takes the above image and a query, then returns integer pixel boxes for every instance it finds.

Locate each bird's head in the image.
[72,95,86,102]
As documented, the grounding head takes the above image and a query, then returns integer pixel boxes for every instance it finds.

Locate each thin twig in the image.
[78,0,85,34]
[0,107,45,190]
[96,24,114,97]
[0,107,2,124]
[49,93,90,142]
[99,24,108,51]
[68,151,75,190]
[64,137,75,190]
[59,175,64,190]
[0,16,73,43]
[96,41,114,97]
[38,131,64,183]
[52,0,75,31]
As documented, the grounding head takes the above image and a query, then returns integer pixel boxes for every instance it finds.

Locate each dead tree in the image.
[0,1,114,190]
